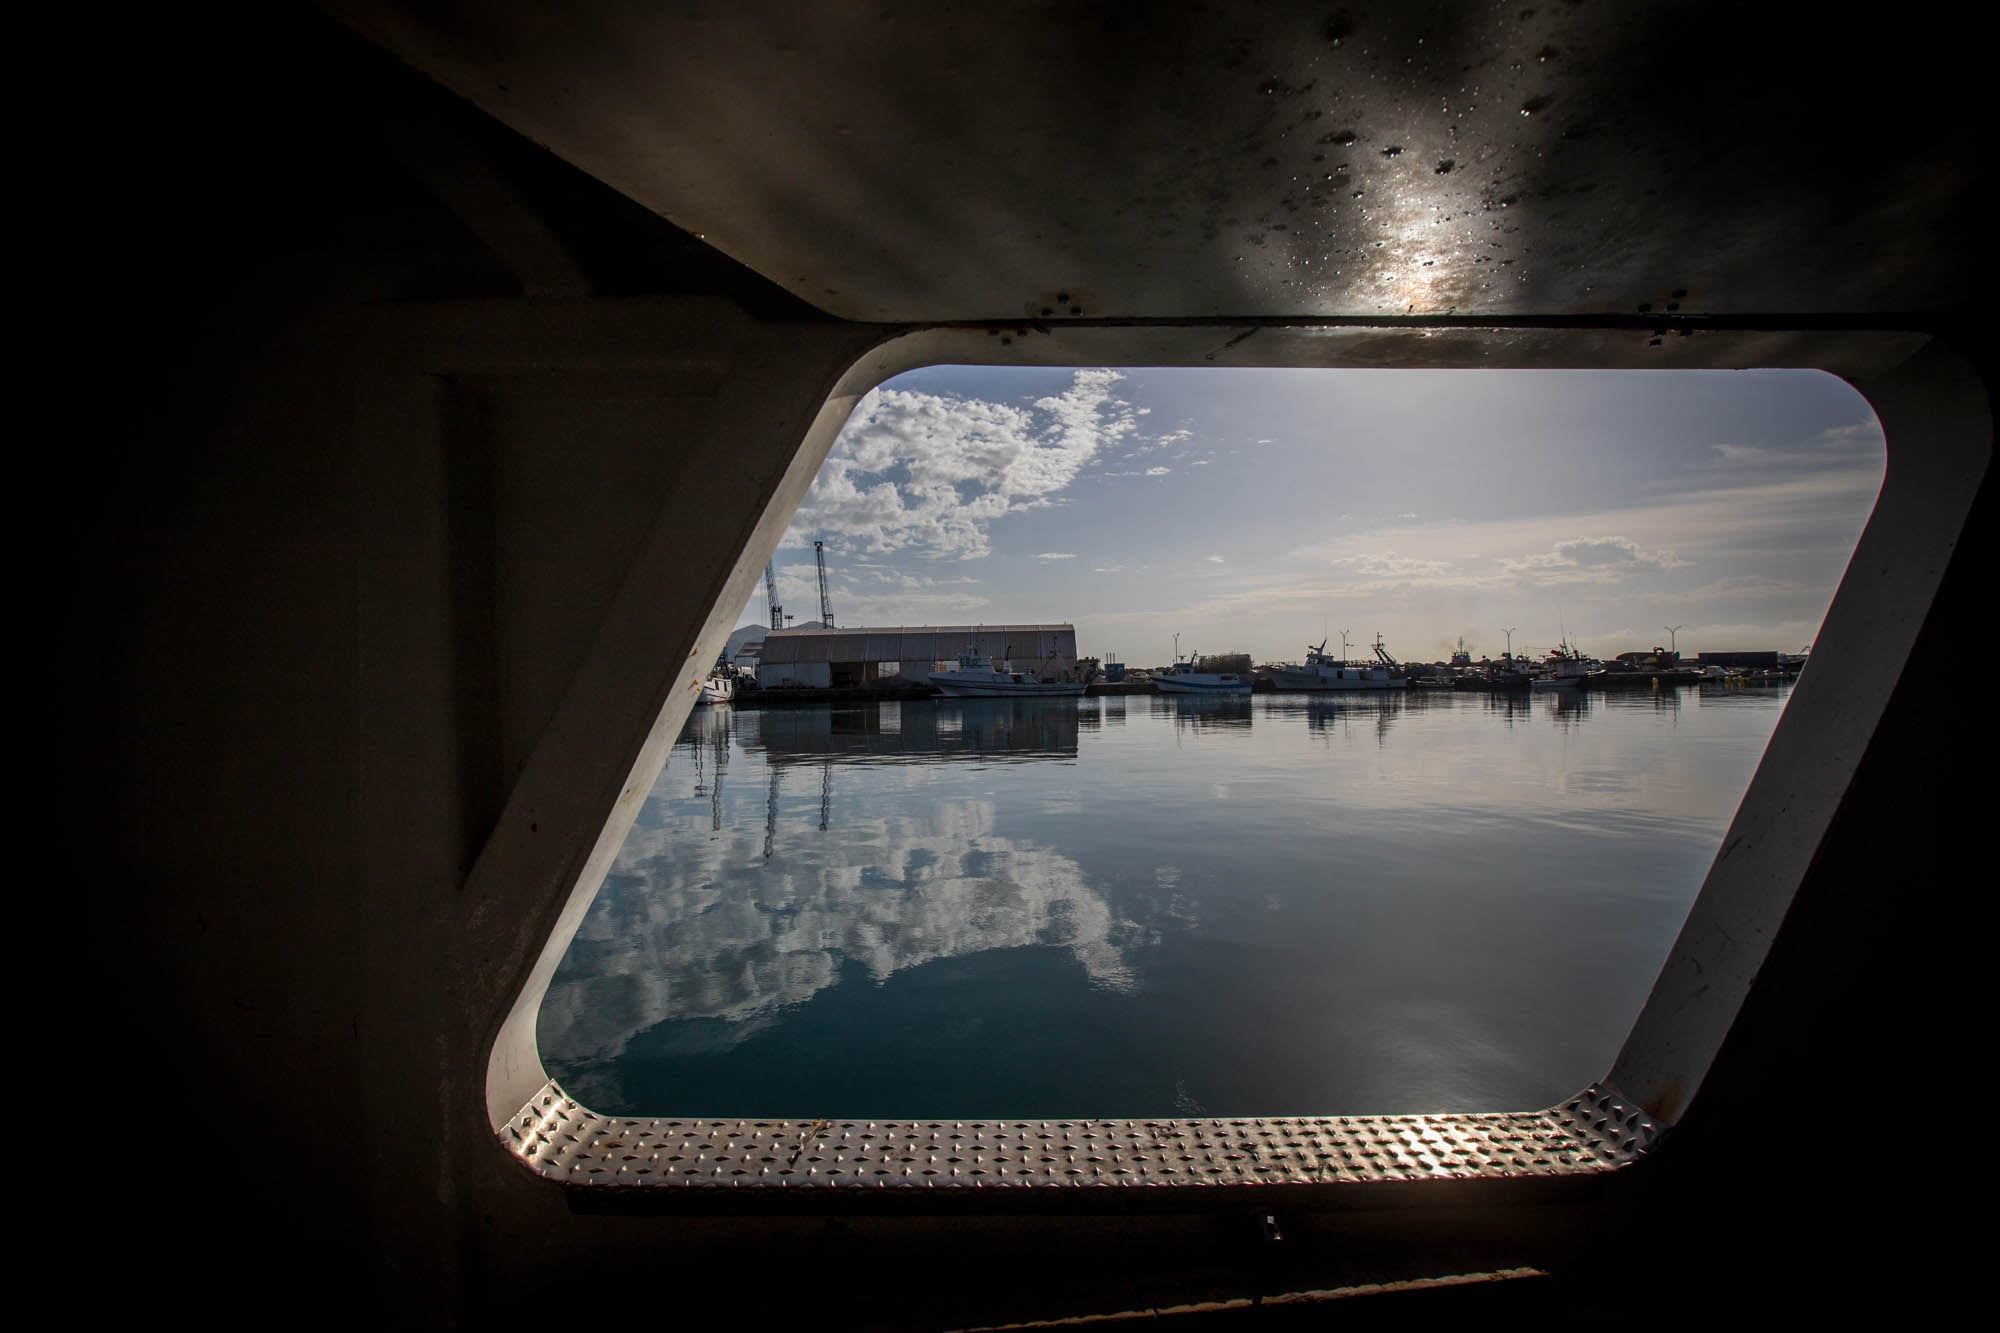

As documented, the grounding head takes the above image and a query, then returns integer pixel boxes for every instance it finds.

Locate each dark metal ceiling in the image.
[331,1,1983,323]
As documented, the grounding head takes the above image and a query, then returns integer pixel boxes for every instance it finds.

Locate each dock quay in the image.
[1583,668,1711,691]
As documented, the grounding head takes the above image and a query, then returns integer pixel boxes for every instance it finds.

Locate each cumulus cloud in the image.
[784,369,1138,560]
[1145,466,1172,476]
[1504,536,1686,582]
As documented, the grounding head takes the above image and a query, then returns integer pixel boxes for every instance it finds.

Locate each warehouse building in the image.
[755,624,1080,689]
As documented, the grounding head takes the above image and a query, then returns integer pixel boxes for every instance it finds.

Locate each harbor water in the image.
[540,686,1792,1119]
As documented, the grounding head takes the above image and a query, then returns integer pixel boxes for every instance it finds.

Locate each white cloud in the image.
[1692,574,1803,598]
[1713,443,1783,466]
[784,369,1138,560]
[1502,535,1686,582]
[1331,552,1458,580]
[1714,419,1883,469]
[1820,420,1883,445]
[1036,552,1077,560]
[1145,466,1172,476]
[1206,554,1225,564]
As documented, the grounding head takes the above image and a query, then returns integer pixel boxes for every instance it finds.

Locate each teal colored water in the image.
[540,686,1791,1119]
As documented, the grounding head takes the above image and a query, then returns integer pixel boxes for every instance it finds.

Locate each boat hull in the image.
[1153,677,1252,694]
[929,676,1084,698]
[1267,670,1404,691]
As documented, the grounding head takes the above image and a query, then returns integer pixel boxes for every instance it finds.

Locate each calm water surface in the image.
[541,686,1791,1118]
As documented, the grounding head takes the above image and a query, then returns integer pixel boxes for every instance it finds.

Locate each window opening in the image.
[536,366,1884,1121]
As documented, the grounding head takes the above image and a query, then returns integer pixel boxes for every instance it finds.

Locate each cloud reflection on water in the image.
[540,767,1143,1089]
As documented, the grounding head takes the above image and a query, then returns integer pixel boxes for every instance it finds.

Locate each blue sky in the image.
[737,366,1883,665]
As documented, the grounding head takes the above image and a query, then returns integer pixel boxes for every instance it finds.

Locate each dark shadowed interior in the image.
[67,4,1991,1326]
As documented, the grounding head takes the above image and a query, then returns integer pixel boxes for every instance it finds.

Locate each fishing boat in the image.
[1152,645,1252,695]
[1531,638,1599,690]
[1267,633,1406,692]
[694,653,739,705]
[928,643,1085,697]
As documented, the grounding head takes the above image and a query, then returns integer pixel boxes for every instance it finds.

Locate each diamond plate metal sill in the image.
[503,1081,1658,1191]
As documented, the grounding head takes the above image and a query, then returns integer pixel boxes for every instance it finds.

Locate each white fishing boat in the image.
[1267,633,1406,692]
[695,667,737,705]
[1531,638,1598,690]
[928,644,1085,698]
[1151,645,1252,695]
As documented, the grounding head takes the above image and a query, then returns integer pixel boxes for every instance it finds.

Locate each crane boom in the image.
[764,561,783,632]
[815,540,835,628]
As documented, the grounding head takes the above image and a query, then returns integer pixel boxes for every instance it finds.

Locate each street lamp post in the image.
[1665,624,1683,656]
[1501,626,1517,660]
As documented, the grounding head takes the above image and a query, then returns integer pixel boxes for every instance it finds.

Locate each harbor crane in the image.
[764,561,783,632]
[815,539,835,629]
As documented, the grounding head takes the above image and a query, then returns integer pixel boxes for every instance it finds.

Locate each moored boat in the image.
[1530,638,1599,690]
[694,654,741,705]
[1267,633,1406,692]
[1152,648,1253,695]
[928,643,1086,697]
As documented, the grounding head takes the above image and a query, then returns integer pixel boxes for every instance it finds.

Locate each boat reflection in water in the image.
[1280,692,1410,746]
[1150,692,1253,732]
[541,687,1794,1121]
